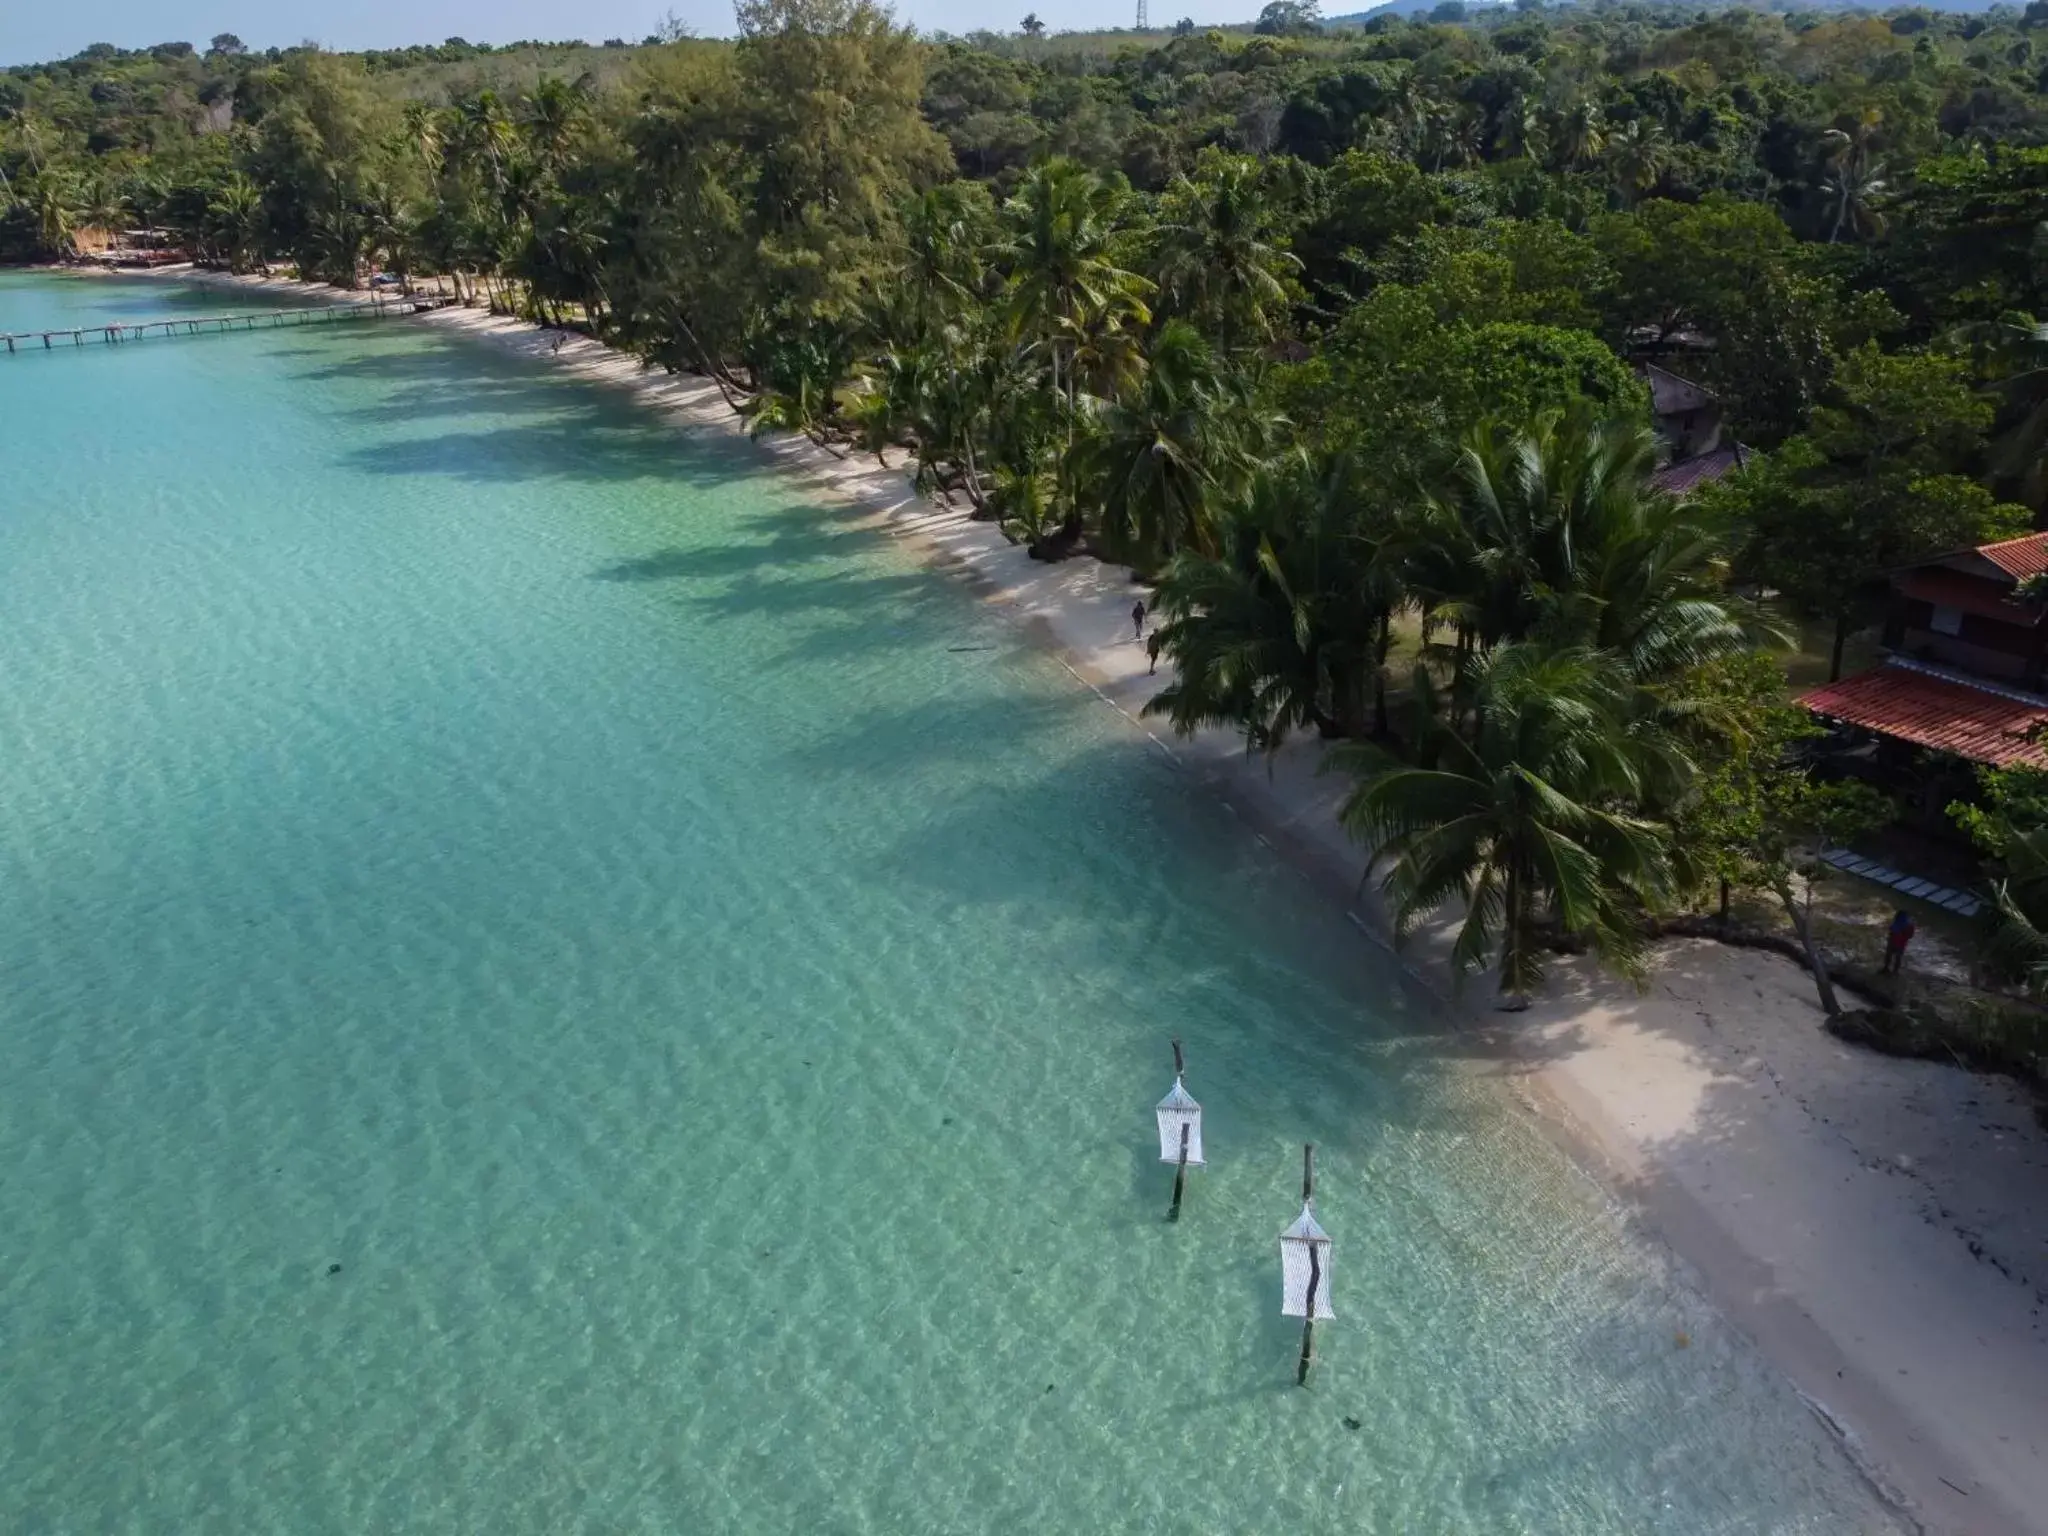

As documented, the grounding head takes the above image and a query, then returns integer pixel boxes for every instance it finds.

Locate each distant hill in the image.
[1318,0,2007,18]
[1324,0,1508,23]
[1325,0,2007,19]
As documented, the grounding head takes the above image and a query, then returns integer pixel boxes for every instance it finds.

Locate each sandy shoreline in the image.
[84,266,2048,1533]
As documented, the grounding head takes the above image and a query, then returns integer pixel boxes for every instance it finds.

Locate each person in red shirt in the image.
[1882,910,1916,975]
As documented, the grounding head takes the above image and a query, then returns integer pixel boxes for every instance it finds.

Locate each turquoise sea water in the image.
[0,273,1898,1534]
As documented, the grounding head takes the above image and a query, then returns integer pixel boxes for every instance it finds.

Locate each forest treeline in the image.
[6,0,2048,1011]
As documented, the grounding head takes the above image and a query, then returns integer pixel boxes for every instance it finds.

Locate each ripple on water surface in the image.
[0,274,1901,1533]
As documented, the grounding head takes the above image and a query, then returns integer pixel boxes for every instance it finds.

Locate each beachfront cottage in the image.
[1800,532,2048,823]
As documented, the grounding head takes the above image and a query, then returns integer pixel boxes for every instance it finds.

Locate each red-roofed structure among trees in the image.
[1801,533,2048,774]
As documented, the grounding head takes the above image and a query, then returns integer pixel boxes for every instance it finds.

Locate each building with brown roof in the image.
[1800,533,2048,785]
[1642,364,1748,498]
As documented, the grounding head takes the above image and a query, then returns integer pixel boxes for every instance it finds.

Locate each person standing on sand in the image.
[1882,910,1916,975]
[1132,599,1146,641]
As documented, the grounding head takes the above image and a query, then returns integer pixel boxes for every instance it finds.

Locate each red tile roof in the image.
[1802,663,2048,767]
[1978,532,2048,581]
[1650,446,1745,497]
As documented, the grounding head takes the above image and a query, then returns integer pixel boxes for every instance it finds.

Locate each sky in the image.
[1,0,1260,67]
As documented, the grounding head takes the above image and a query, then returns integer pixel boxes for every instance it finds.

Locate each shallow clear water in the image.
[0,273,1899,1534]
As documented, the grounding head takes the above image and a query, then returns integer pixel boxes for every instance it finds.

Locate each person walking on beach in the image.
[1132,598,1147,641]
[1882,909,1916,975]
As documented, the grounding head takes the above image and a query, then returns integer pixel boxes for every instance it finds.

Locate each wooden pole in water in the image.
[1296,1143,1317,1387]
[1168,1038,1189,1222]
[1169,1121,1190,1222]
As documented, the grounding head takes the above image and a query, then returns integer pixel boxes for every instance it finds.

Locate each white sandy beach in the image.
[112,267,2048,1533]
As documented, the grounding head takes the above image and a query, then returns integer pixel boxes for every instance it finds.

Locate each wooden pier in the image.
[0,294,451,355]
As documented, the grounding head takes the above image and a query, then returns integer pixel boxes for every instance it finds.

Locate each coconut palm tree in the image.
[1605,119,1669,207]
[453,91,517,198]
[9,111,49,176]
[1550,98,1606,170]
[362,181,417,285]
[520,77,588,178]
[1495,94,1549,165]
[79,173,124,251]
[206,174,265,271]
[1954,313,2048,507]
[994,159,1152,413]
[992,159,1153,539]
[1820,145,1888,244]
[1983,826,2048,1000]
[523,192,612,324]
[1151,151,1302,354]
[309,196,369,286]
[1383,74,1432,163]
[1331,643,1681,1007]
[123,170,169,243]
[899,181,994,345]
[1418,103,1482,172]
[744,327,853,450]
[401,101,445,176]
[1080,321,1246,563]
[26,170,79,259]
[1146,451,1401,748]
[1819,109,1888,244]
[1398,407,1752,685]
[864,338,955,486]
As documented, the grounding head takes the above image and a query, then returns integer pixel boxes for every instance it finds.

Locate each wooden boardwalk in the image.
[1,293,451,354]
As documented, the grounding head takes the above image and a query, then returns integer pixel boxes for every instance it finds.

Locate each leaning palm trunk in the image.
[1326,658,1371,741]
[958,430,993,516]
[1497,858,1533,1010]
[1372,613,1394,738]
[1771,876,1841,1016]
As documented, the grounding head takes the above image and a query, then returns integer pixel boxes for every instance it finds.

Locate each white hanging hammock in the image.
[1154,1078,1205,1166]
[1279,1205,1334,1319]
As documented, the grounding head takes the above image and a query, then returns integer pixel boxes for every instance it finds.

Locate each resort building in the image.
[1800,532,2048,820]
[1642,363,1747,497]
